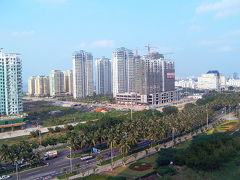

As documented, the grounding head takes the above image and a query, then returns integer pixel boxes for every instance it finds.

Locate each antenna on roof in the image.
[0,48,3,53]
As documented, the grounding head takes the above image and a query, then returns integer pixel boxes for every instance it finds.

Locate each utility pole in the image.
[172,127,175,146]
[111,141,113,170]
[130,94,133,120]
[69,146,73,173]
[228,104,231,121]
[15,160,19,180]
[37,121,42,145]
[206,105,209,129]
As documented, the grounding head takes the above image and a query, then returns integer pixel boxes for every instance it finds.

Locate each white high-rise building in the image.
[35,76,50,96]
[63,70,73,95]
[0,50,23,116]
[73,50,93,98]
[28,76,36,96]
[28,76,49,96]
[112,47,135,97]
[96,57,112,95]
[49,70,64,96]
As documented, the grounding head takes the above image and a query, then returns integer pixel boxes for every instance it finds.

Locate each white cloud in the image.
[11,30,36,37]
[78,43,87,49]
[188,25,205,32]
[77,40,116,49]
[224,30,240,37]
[199,40,221,46]
[215,7,240,18]
[217,46,233,52]
[196,0,240,18]
[91,40,115,48]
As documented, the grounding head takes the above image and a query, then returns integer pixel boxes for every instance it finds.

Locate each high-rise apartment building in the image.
[112,47,135,97]
[49,70,64,96]
[28,76,50,96]
[73,50,93,98]
[96,57,112,95]
[116,52,177,105]
[35,76,50,96]
[63,70,73,95]
[0,50,23,115]
[28,76,36,96]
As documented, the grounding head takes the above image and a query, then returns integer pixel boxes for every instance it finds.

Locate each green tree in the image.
[162,106,179,115]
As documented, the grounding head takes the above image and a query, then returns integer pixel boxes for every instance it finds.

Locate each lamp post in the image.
[15,160,19,180]
[172,127,175,146]
[228,104,231,121]
[110,141,113,170]
[68,146,73,173]
[36,121,42,145]
[206,105,209,129]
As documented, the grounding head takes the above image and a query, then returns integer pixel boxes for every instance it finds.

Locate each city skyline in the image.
[1,0,240,83]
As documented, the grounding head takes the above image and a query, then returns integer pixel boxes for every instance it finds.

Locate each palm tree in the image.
[96,154,104,165]
[0,144,10,163]
[119,140,130,157]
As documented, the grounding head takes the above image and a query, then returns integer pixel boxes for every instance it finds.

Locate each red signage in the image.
[167,72,175,79]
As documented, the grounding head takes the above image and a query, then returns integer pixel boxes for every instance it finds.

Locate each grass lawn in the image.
[0,135,31,147]
[104,153,159,180]
[175,140,191,149]
[75,174,126,180]
[43,109,129,127]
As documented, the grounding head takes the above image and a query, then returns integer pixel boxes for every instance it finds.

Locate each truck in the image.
[43,150,58,160]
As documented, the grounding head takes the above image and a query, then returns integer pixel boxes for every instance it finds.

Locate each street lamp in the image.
[228,104,231,121]
[172,127,175,146]
[206,105,209,129]
[36,121,42,145]
[110,141,113,170]
[15,160,19,180]
[68,146,73,173]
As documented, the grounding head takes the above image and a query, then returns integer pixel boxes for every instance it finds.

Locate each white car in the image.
[0,175,10,180]
[80,154,93,161]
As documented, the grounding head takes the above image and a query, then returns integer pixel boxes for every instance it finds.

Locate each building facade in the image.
[96,57,112,95]
[63,70,73,95]
[73,50,93,98]
[112,47,135,97]
[0,50,23,116]
[115,52,177,105]
[28,76,50,96]
[49,70,64,96]
[28,76,36,96]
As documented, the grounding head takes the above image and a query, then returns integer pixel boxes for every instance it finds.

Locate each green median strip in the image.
[98,155,124,166]
[57,171,77,179]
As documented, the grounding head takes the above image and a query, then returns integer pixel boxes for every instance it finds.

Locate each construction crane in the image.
[144,44,151,56]
[145,44,174,56]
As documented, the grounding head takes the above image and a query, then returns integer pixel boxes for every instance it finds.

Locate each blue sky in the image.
[1,0,240,83]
